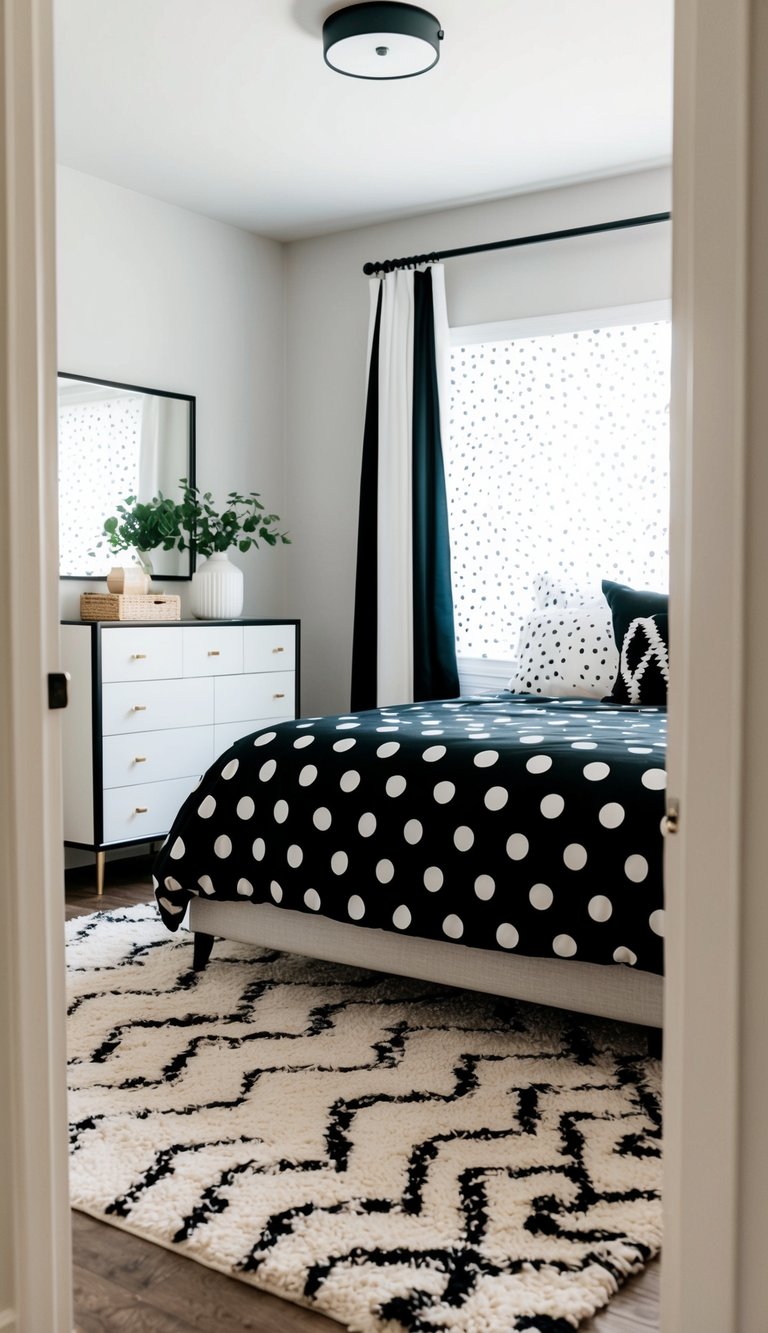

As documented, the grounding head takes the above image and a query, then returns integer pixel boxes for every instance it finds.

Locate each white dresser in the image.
[61,618,299,892]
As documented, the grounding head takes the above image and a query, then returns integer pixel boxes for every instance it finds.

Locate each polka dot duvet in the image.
[153,695,666,975]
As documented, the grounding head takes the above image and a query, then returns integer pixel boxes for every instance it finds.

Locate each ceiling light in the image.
[323,3,443,80]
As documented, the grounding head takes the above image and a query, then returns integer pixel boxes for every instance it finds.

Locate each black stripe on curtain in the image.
[412,268,460,700]
[350,282,383,712]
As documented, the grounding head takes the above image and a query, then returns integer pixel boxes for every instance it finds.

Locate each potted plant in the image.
[175,479,290,619]
[91,492,185,579]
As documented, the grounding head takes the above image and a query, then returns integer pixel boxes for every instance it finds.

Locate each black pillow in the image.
[602,580,669,704]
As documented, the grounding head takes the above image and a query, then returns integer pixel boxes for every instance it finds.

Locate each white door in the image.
[0,0,73,1328]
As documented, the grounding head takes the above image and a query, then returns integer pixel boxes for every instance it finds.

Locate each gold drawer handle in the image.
[208,650,221,657]
[131,653,147,660]
[134,806,148,814]
[272,646,285,653]
[131,704,147,712]
[133,756,147,764]
[273,692,286,699]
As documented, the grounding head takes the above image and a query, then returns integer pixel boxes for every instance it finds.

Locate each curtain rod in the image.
[361,211,671,276]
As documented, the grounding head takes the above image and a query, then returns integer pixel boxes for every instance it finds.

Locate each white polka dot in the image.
[496,923,519,949]
[274,799,289,823]
[526,755,553,774]
[649,908,665,936]
[336,722,359,730]
[221,758,240,780]
[628,746,653,754]
[474,875,495,900]
[376,859,394,883]
[484,786,509,811]
[259,759,276,782]
[376,726,400,733]
[520,734,545,744]
[392,904,411,930]
[529,883,553,910]
[197,874,215,895]
[237,796,255,820]
[162,875,181,893]
[442,914,464,940]
[404,819,423,845]
[304,889,321,911]
[599,802,625,829]
[331,850,348,875]
[252,837,266,861]
[270,880,283,903]
[347,895,365,921]
[571,741,598,750]
[293,734,315,749]
[473,750,499,768]
[313,806,332,830]
[299,764,318,787]
[588,894,613,922]
[433,781,455,804]
[563,843,588,871]
[506,833,529,860]
[358,812,377,837]
[583,761,611,781]
[422,744,447,763]
[214,834,232,859]
[613,945,638,966]
[253,731,276,747]
[553,933,578,958]
[641,768,667,790]
[540,793,565,819]
[386,774,407,798]
[169,837,185,859]
[376,741,400,758]
[333,738,357,752]
[625,854,649,882]
[287,844,303,868]
[424,866,443,892]
[237,878,253,897]
[340,770,361,792]
[454,825,474,852]
[197,794,216,819]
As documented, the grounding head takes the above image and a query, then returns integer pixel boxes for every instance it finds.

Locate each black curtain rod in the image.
[361,211,671,276]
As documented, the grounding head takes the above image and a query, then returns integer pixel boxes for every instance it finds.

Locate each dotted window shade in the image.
[446,322,671,659]
[59,395,143,577]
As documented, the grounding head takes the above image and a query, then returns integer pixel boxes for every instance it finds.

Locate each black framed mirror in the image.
[58,372,196,580]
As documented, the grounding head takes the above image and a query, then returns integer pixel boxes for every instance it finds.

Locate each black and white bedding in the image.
[154,694,666,975]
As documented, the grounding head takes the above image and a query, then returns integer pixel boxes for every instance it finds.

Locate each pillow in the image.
[534,571,602,610]
[602,579,670,703]
[507,604,620,698]
[609,613,669,704]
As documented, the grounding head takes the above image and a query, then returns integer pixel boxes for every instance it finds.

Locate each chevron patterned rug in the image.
[66,904,662,1332]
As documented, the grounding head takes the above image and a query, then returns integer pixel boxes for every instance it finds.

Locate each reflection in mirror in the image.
[58,373,196,579]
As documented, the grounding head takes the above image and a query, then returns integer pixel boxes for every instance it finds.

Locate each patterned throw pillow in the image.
[534,571,602,610]
[508,605,620,698]
[610,614,669,704]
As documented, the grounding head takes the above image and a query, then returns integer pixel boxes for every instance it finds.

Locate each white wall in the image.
[284,167,672,716]
[56,166,288,621]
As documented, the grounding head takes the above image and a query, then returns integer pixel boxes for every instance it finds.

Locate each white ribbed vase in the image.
[190,552,244,619]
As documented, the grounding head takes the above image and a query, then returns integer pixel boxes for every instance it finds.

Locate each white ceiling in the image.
[53,0,674,242]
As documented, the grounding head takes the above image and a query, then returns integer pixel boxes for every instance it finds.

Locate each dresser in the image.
[61,618,300,893]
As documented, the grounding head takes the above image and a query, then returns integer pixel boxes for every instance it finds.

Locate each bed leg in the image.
[647,1026,663,1059]
[192,931,214,972]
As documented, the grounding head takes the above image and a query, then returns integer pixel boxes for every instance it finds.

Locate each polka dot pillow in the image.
[507,604,619,697]
[534,571,603,610]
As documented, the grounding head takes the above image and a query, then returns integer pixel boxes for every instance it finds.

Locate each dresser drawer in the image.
[213,717,288,758]
[243,624,296,674]
[182,625,244,677]
[103,776,200,844]
[102,677,214,735]
[102,726,214,789]
[214,671,295,725]
[100,627,183,683]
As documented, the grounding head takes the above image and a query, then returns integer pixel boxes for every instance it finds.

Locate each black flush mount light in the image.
[323,2,443,80]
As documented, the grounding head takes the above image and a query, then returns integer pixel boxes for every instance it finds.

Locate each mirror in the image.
[58,372,196,579]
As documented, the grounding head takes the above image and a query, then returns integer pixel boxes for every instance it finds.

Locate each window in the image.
[446,304,671,662]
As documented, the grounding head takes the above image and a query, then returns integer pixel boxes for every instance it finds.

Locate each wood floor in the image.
[65,857,660,1333]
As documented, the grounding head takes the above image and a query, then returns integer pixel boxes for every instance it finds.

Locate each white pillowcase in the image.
[534,571,603,610]
[507,603,619,698]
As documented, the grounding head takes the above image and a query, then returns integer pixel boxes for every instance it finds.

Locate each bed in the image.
[153,692,666,1029]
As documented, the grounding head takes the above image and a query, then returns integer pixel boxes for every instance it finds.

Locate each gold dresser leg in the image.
[96,850,105,897]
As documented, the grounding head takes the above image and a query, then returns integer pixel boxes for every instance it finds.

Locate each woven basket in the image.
[80,593,181,622]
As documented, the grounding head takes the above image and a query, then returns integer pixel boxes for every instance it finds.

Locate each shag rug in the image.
[66,905,662,1332]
